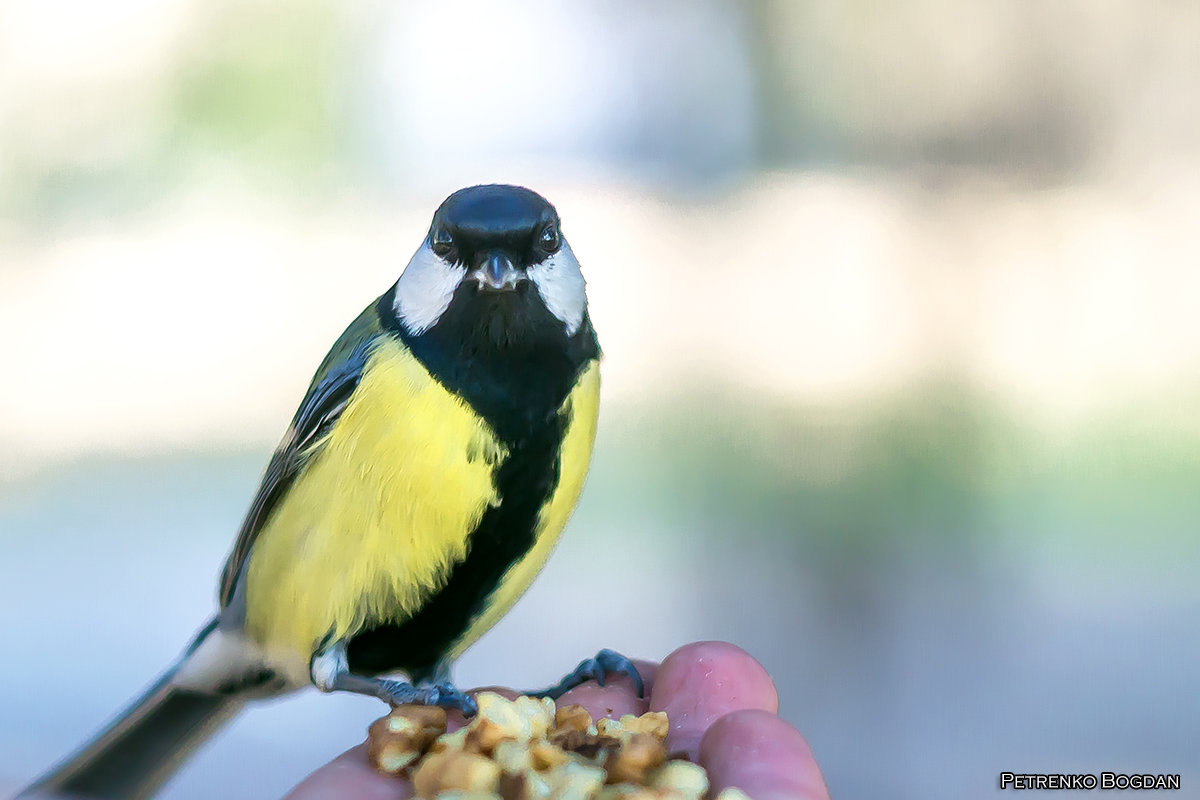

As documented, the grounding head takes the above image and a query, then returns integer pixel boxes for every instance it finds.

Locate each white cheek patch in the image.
[393,244,467,335]
[527,241,587,336]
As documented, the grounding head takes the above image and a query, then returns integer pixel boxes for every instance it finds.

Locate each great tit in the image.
[22,185,640,800]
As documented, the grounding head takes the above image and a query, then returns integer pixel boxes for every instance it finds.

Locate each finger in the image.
[283,743,413,800]
[556,671,646,719]
[649,641,778,760]
[700,709,830,800]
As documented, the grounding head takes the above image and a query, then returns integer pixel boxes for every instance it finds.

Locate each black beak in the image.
[473,251,523,291]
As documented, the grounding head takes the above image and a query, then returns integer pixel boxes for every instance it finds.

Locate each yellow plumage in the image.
[242,336,600,665]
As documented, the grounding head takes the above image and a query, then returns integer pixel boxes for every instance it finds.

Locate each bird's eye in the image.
[431,228,455,258]
[539,225,561,254]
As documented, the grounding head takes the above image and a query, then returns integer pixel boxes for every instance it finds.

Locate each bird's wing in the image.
[218,301,386,608]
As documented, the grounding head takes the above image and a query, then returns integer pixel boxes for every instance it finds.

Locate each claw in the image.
[425,681,478,716]
[527,648,644,700]
[336,676,477,716]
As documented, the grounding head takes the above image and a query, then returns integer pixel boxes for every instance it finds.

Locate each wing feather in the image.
[218,302,386,607]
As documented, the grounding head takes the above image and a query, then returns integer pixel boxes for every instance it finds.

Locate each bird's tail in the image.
[19,662,245,800]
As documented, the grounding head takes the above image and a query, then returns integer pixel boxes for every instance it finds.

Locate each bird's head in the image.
[390,185,588,344]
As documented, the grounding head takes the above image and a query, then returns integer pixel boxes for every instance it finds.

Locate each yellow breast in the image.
[242,335,601,666]
[244,336,507,656]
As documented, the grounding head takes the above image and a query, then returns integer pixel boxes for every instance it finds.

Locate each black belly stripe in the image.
[346,408,569,680]
[345,282,598,680]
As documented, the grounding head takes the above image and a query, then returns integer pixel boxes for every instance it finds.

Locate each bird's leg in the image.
[525,648,645,700]
[310,643,477,715]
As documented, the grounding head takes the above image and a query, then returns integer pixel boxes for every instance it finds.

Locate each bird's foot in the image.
[375,679,478,715]
[312,646,478,716]
[526,648,644,700]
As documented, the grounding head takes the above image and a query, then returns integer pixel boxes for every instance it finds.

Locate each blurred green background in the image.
[2,2,1199,798]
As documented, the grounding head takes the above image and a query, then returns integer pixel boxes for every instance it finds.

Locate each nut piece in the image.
[712,789,753,800]
[367,704,448,775]
[468,693,556,753]
[412,751,501,797]
[368,737,421,776]
[648,760,709,799]
[604,733,667,785]
[491,740,533,775]
[497,770,552,800]
[513,695,557,740]
[528,740,570,772]
[430,727,472,754]
[594,788,634,800]
[595,788,679,800]
[466,715,516,755]
[396,704,451,731]
[543,760,606,800]
[554,704,593,734]
[550,729,622,762]
[619,712,669,741]
[595,717,625,738]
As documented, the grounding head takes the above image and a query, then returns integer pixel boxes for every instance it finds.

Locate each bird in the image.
[21,184,641,800]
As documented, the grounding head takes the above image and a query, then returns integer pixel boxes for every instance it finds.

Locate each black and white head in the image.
[390,185,590,348]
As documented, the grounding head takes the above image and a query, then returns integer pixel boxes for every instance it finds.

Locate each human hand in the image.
[283,641,830,800]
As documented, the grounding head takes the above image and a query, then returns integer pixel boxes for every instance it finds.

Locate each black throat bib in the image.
[354,281,599,680]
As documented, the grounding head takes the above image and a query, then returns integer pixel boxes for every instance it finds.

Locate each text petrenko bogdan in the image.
[999,772,1181,791]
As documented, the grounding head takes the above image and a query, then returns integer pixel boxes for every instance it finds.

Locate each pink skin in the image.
[283,642,829,800]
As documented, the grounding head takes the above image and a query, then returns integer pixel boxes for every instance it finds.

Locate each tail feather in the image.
[20,665,244,800]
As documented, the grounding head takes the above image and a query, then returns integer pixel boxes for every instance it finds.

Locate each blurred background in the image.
[2,1,1199,798]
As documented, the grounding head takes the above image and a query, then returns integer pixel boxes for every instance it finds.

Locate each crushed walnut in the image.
[366,692,750,800]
